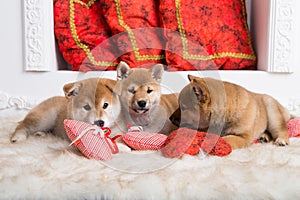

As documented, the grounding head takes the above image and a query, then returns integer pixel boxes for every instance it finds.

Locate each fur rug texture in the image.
[1,110,300,200]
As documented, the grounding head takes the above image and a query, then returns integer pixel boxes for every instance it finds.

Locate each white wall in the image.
[0,0,300,114]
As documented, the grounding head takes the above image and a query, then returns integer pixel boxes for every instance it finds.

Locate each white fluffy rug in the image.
[1,110,300,200]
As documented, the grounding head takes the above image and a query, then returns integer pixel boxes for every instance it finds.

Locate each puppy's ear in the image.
[63,82,83,99]
[187,74,198,82]
[190,80,208,103]
[116,61,130,80]
[150,64,164,82]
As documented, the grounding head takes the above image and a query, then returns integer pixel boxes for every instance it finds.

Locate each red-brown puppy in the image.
[170,75,290,149]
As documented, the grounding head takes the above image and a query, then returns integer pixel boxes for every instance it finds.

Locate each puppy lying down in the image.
[10,78,118,143]
[170,75,290,149]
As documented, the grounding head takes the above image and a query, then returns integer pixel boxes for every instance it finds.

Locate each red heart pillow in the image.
[64,120,119,161]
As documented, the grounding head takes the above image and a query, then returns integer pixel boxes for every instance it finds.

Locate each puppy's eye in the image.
[147,88,153,94]
[128,87,136,94]
[103,103,109,109]
[83,104,91,111]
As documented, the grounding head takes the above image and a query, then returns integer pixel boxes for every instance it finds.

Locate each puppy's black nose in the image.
[137,100,147,108]
[94,120,105,127]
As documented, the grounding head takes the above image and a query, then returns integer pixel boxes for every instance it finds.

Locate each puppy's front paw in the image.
[10,131,27,143]
[274,137,289,146]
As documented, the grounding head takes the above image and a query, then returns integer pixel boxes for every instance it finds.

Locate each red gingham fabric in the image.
[64,119,119,161]
[122,131,167,150]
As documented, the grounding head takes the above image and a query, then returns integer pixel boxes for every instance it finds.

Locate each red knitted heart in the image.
[162,128,232,158]
[201,133,232,156]
[287,118,300,138]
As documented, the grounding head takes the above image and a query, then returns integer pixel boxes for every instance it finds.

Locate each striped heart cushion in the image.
[64,119,119,161]
[122,131,167,151]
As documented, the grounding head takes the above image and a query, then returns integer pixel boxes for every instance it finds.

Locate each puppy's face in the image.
[116,62,163,115]
[64,78,99,124]
[170,75,211,131]
[64,78,120,128]
[123,82,161,115]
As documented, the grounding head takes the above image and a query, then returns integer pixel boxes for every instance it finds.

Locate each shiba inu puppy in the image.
[115,62,178,135]
[170,75,290,149]
[10,78,120,143]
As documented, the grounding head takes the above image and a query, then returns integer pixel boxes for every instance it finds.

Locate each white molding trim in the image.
[0,92,38,110]
[23,0,56,71]
[287,98,300,117]
[268,0,294,73]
